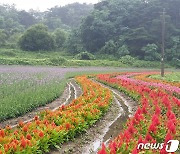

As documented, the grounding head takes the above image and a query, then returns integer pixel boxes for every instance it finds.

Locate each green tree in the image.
[100,40,116,54]
[53,29,67,48]
[117,45,130,57]
[142,44,160,61]
[0,29,7,46]
[66,29,84,53]
[19,24,55,51]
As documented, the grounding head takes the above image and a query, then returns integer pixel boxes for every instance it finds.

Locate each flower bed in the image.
[97,72,180,154]
[0,76,112,153]
[133,73,180,88]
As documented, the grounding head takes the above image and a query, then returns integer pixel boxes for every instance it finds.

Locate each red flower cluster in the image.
[97,72,180,154]
[0,76,113,153]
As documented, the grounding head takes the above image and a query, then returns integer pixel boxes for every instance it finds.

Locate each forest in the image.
[0,0,179,67]
[0,1,180,153]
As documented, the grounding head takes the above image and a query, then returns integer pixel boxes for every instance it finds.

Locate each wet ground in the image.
[50,79,138,154]
[0,66,138,153]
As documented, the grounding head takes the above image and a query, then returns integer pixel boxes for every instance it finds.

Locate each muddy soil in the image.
[50,80,137,154]
[0,79,82,128]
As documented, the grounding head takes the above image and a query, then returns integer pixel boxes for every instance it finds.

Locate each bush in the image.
[142,43,160,61]
[53,29,67,48]
[49,56,67,65]
[170,58,180,68]
[117,45,130,57]
[0,50,16,57]
[19,24,55,51]
[75,51,96,60]
[119,55,136,65]
[100,40,116,54]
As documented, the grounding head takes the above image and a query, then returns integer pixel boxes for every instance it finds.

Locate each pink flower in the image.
[149,123,156,133]
[98,143,107,154]
[152,114,160,126]
[165,131,172,143]
[155,106,161,115]
[167,120,176,134]
[145,133,153,141]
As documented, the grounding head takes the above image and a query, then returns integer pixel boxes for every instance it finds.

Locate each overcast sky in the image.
[0,0,99,11]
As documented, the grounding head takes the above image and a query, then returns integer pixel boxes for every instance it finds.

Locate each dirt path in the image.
[0,77,137,153]
[50,79,137,154]
[0,79,82,128]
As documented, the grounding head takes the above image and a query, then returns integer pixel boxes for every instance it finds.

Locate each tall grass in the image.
[0,72,66,121]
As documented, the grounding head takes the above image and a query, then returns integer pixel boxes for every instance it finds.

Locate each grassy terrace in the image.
[150,72,180,83]
[0,70,67,121]
[0,48,173,68]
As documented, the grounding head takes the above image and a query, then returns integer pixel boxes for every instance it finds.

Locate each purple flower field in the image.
[0,65,124,121]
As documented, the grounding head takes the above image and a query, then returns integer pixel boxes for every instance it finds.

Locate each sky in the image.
[0,0,99,11]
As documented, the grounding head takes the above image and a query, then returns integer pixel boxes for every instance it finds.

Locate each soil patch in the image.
[49,80,138,154]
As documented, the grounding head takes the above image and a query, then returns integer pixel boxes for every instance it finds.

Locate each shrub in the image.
[49,56,67,65]
[19,24,55,51]
[117,45,130,57]
[142,43,160,61]
[170,58,180,68]
[75,51,96,60]
[100,40,116,54]
[0,50,16,57]
[119,55,136,65]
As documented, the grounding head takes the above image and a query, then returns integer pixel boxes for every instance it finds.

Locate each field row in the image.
[97,72,180,154]
[0,76,112,153]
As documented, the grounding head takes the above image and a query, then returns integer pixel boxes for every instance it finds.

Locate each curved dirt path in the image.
[50,79,137,154]
[0,79,82,128]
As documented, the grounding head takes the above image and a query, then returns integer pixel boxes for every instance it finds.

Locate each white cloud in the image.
[0,0,99,11]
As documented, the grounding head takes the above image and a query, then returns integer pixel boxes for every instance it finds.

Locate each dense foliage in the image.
[19,24,55,51]
[0,1,179,67]
[79,0,180,61]
[0,3,93,48]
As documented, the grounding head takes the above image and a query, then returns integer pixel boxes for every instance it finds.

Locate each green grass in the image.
[0,72,67,121]
[150,72,180,82]
[0,48,173,68]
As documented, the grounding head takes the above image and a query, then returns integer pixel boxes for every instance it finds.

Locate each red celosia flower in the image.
[155,106,161,115]
[61,105,65,110]
[5,125,11,130]
[98,143,107,154]
[124,130,131,142]
[0,129,5,138]
[132,147,138,154]
[26,134,32,140]
[12,142,17,151]
[160,146,168,154]
[21,138,27,148]
[167,120,176,134]
[145,133,153,141]
[152,114,160,126]
[36,120,41,125]
[128,124,136,134]
[39,131,44,138]
[165,131,172,143]
[109,141,117,154]
[18,120,24,127]
[149,123,156,133]
[138,136,143,144]
[22,126,28,132]
[34,116,38,121]
[65,123,71,130]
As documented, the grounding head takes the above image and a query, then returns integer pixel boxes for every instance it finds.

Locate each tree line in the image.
[0,3,93,48]
[0,0,179,66]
